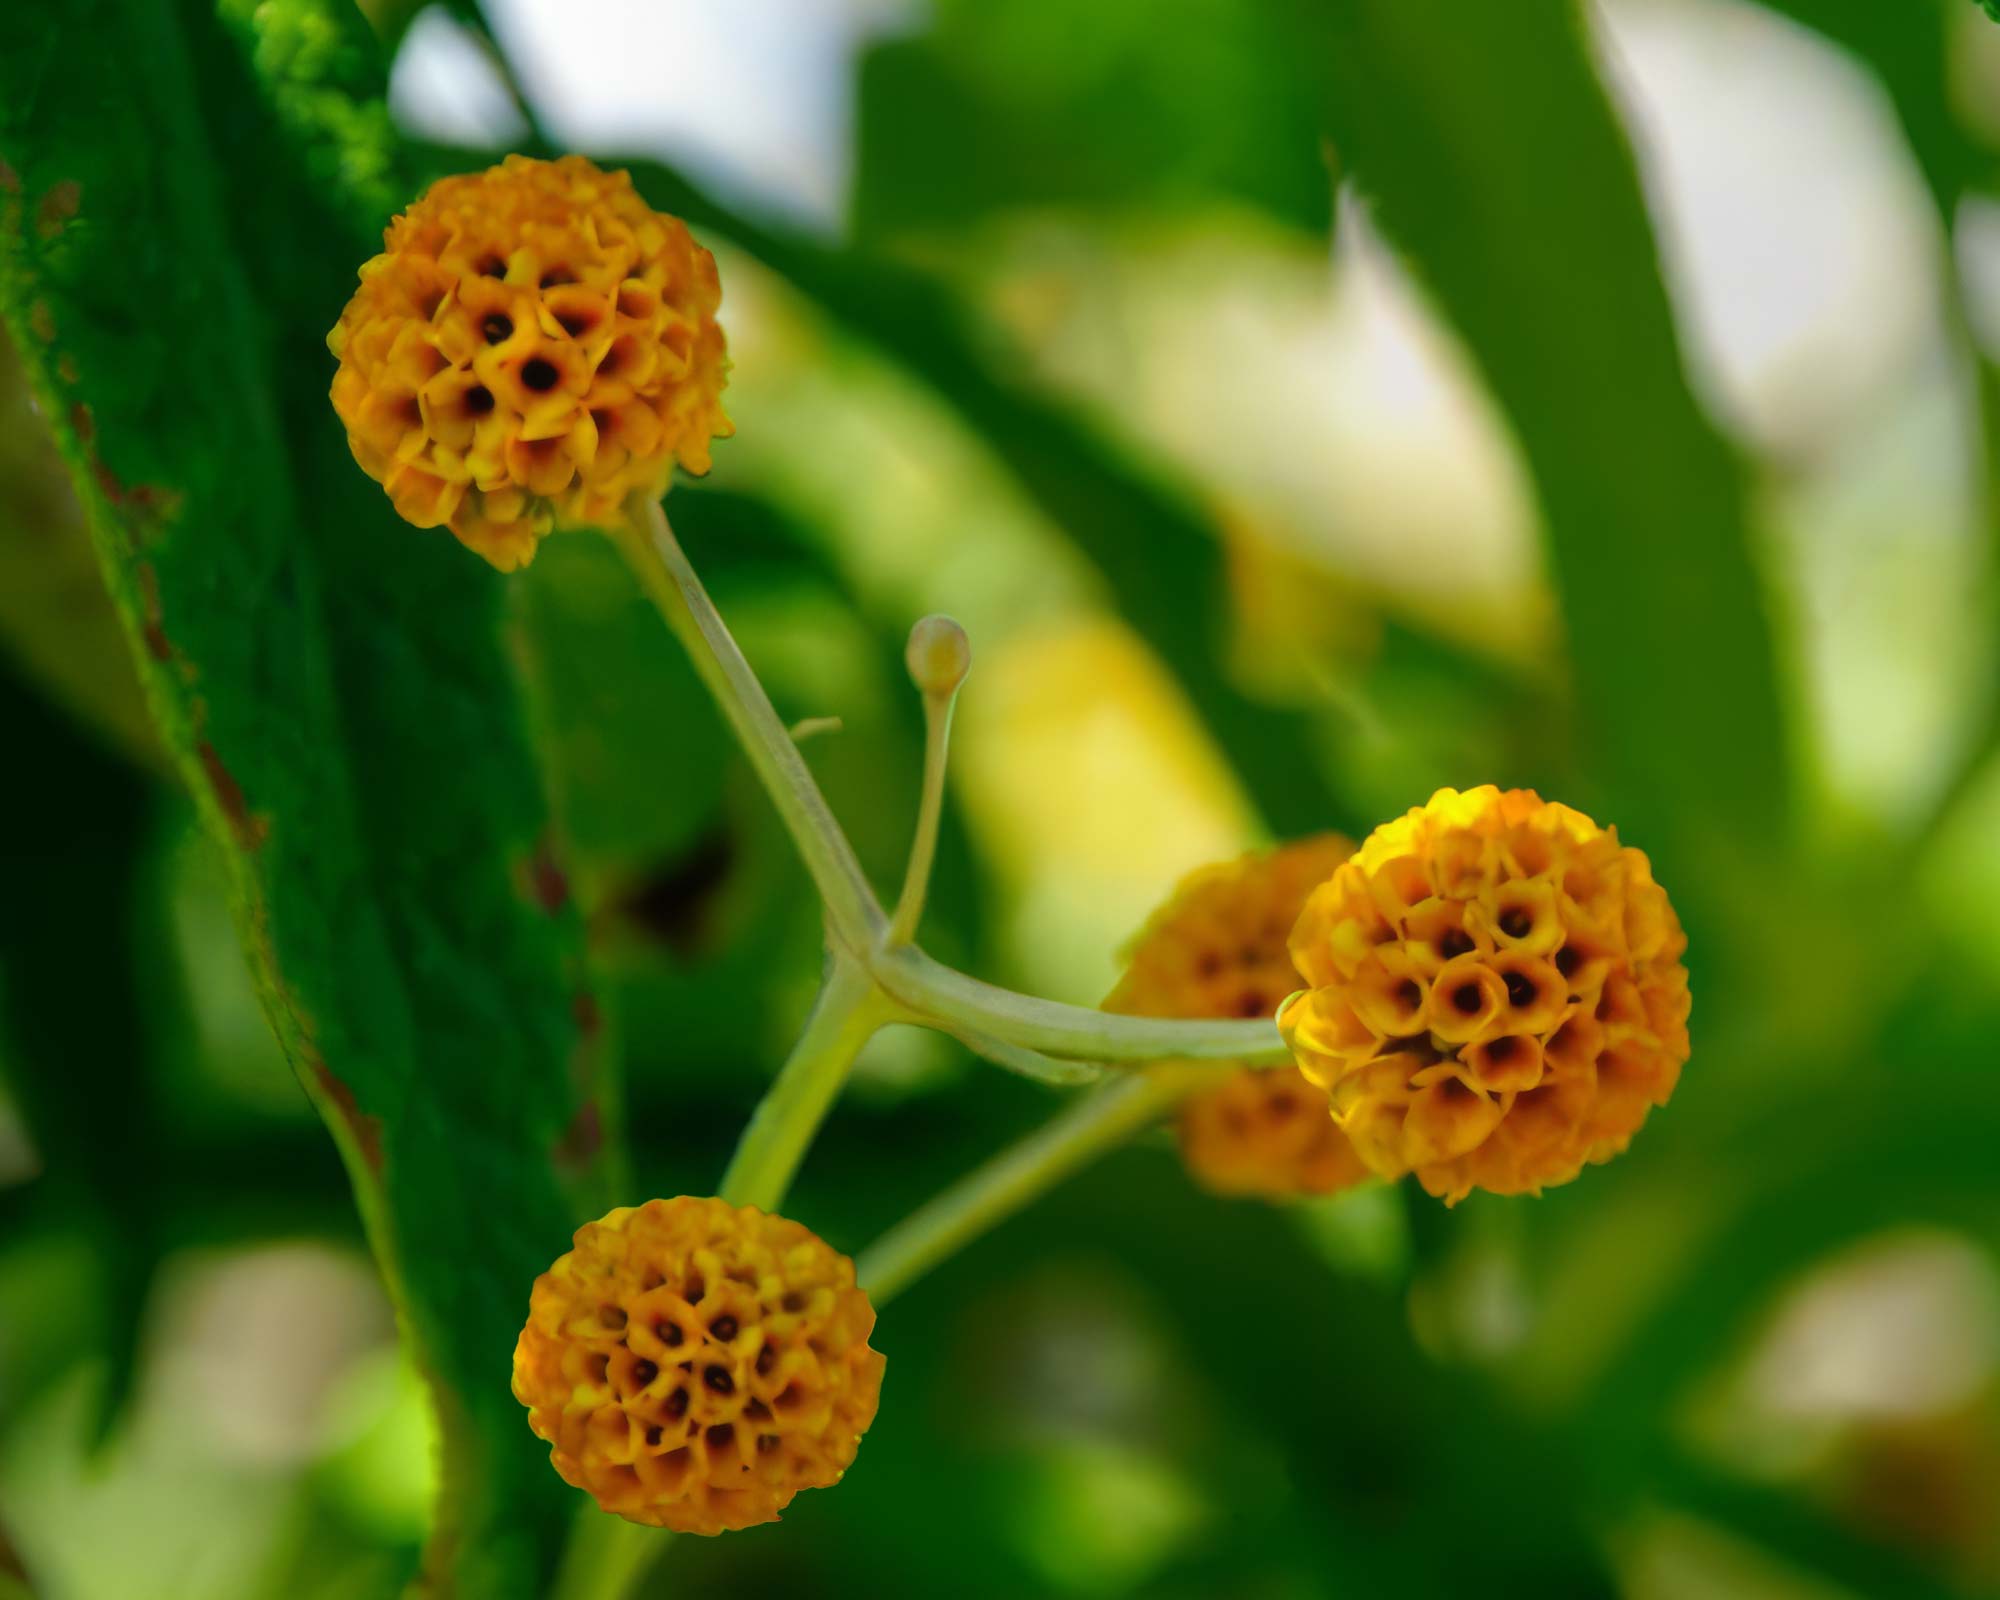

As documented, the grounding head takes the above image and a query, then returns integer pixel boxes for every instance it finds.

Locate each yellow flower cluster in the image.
[1106,834,1370,1200]
[1279,787,1690,1203]
[327,155,731,571]
[512,1197,884,1535]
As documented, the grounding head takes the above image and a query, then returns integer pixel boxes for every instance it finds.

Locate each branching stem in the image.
[718,957,889,1210]
[578,498,1294,1600]
[856,1066,1208,1305]
[612,503,885,955]
[610,497,1289,1067]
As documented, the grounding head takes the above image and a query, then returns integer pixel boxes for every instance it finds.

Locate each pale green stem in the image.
[887,684,955,944]
[873,944,1289,1064]
[614,498,1289,1068]
[612,501,886,954]
[719,958,889,1210]
[550,1508,667,1600]
[571,497,1295,1600]
[915,1016,1105,1085]
[572,497,1291,1600]
[855,1065,1208,1306]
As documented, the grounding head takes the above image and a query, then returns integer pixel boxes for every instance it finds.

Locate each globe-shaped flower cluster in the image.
[1279,786,1690,1203]
[1106,834,1369,1200]
[327,155,731,571]
[512,1197,884,1534]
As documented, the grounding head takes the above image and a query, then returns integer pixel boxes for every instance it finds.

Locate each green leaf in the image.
[0,2,609,1592]
[853,0,1333,238]
[1279,0,1790,859]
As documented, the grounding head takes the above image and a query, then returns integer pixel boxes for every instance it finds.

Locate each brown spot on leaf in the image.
[0,160,19,194]
[27,302,54,343]
[126,482,184,529]
[135,565,188,674]
[553,1100,602,1171]
[312,1060,383,1172]
[35,180,79,240]
[69,401,93,445]
[573,990,602,1039]
[199,741,268,850]
[142,616,172,664]
[56,354,78,385]
[522,837,569,912]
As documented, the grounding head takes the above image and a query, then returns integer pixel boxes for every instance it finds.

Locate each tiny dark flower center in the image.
[1504,972,1537,1008]
[482,313,513,344]
[1452,982,1483,1015]
[521,356,559,392]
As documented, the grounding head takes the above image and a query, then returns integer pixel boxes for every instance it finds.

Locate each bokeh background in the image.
[5,0,2000,1596]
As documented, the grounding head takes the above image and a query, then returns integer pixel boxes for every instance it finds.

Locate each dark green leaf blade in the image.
[1281,0,1790,857]
[853,0,1333,238]
[0,2,610,1592]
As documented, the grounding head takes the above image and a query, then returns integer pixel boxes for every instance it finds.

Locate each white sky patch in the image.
[388,8,530,150]
[472,0,919,232]
[1597,0,1943,456]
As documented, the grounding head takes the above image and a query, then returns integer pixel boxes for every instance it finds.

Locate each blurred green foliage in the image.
[3,0,2000,1597]
[853,0,1331,237]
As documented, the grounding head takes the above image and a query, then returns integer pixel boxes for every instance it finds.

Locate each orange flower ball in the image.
[512,1197,883,1535]
[328,155,731,571]
[1279,786,1690,1203]
[1106,834,1370,1200]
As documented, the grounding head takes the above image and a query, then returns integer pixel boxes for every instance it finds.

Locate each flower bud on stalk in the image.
[904,614,972,700]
